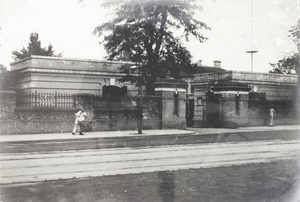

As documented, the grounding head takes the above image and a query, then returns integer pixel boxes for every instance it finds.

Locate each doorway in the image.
[204,91,222,127]
[186,97,194,127]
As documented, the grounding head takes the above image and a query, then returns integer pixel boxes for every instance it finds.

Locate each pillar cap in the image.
[210,82,252,92]
[153,78,188,89]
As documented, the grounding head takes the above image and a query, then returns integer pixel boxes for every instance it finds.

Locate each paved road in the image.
[1,139,300,184]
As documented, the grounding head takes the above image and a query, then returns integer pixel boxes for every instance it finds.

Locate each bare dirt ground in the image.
[1,159,299,202]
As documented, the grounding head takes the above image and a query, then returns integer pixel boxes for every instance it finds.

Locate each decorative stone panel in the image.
[0,91,16,120]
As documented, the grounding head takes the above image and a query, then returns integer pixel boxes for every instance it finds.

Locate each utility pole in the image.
[246,50,258,72]
[130,65,142,134]
[246,0,257,72]
[137,67,142,134]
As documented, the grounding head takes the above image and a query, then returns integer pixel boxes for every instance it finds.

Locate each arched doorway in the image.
[102,85,127,99]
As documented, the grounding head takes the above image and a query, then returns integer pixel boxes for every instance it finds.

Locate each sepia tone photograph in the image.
[0,0,299,201]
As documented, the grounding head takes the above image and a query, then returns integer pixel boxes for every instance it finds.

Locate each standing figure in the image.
[72,110,87,135]
[269,106,276,127]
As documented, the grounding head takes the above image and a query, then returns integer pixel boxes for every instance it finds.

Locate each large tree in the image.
[269,20,300,75]
[269,53,299,75]
[269,20,300,120]
[12,32,62,60]
[93,0,210,92]
[290,19,300,54]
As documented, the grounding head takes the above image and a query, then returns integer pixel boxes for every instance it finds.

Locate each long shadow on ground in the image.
[1,159,299,202]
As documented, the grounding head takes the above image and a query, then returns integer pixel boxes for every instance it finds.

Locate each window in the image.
[197,97,202,106]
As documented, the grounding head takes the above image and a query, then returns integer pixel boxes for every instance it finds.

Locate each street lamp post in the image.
[137,68,142,134]
[130,65,142,134]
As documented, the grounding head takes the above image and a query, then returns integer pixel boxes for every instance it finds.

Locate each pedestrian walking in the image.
[269,105,276,127]
[72,110,87,135]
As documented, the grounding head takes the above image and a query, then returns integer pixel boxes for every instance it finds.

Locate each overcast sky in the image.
[0,0,300,72]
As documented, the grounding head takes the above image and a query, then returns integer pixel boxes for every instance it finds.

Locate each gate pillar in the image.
[210,83,252,128]
[153,78,188,129]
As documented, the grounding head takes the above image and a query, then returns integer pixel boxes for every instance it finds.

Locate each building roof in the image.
[195,65,227,74]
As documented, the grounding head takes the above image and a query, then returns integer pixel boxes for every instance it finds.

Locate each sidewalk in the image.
[0,125,300,143]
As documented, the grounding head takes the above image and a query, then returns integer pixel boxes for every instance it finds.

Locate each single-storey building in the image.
[191,71,299,127]
[10,55,138,96]
[3,55,299,134]
[1,55,189,134]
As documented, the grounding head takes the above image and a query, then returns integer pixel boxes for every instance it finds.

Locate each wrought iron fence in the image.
[16,91,75,108]
[16,91,161,111]
[16,92,138,109]
[92,95,137,109]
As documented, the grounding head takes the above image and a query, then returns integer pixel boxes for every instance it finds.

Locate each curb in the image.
[1,129,299,145]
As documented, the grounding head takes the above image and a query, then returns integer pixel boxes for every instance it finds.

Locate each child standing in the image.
[72,110,87,135]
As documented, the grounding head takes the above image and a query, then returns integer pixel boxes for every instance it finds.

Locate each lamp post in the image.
[130,65,142,134]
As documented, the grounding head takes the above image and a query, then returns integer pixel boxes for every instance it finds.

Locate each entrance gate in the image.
[186,97,194,127]
[203,91,222,127]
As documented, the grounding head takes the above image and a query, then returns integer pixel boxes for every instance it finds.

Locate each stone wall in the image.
[0,93,162,134]
[75,94,162,132]
[154,78,188,129]
[0,107,76,134]
[220,93,250,127]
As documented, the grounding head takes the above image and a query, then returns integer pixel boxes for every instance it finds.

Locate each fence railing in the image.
[16,92,139,109]
[16,91,76,108]
[92,95,137,109]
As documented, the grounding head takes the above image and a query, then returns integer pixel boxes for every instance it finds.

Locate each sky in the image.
[0,0,300,72]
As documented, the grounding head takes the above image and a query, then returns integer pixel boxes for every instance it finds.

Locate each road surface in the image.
[1,139,300,184]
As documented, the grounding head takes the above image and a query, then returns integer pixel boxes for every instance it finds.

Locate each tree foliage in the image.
[289,19,300,54]
[0,63,12,90]
[269,53,299,75]
[12,32,62,61]
[0,63,7,73]
[269,20,300,75]
[93,0,210,92]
